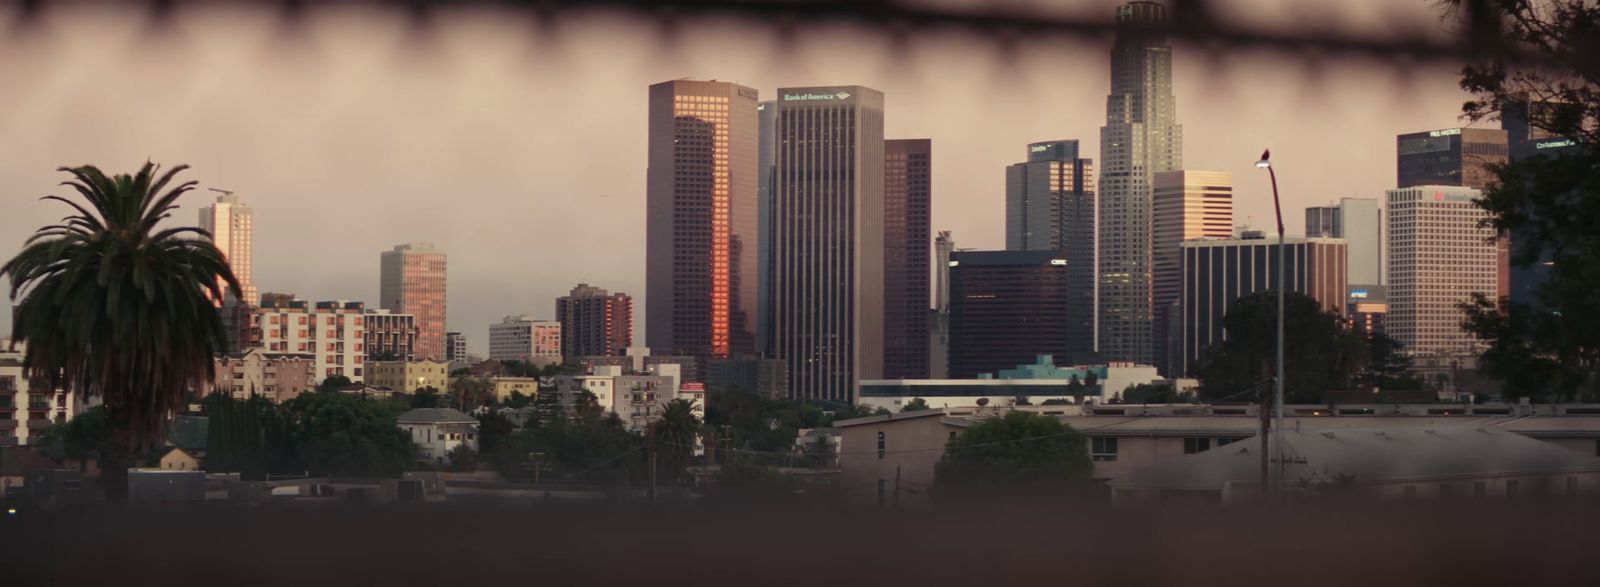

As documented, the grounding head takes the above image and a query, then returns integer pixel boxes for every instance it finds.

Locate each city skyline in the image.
[0,4,1480,356]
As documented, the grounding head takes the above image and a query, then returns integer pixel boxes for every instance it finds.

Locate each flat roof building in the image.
[1152,170,1233,376]
[948,251,1079,378]
[1386,185,1499,358]
[883,138,933,380]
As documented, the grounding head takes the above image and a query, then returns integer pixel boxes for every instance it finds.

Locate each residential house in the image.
[397,408,479,465]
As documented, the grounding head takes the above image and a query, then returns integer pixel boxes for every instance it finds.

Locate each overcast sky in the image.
[0,2,1489,355]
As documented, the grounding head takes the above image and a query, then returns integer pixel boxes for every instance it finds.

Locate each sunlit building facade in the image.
[1100,1,1184,365]
[1152,170,1233,376]
[380,243,447,361]
[556,283,634,358]
[1386,186,1499,358]
[199,193,258,305]
[646,80,760,361]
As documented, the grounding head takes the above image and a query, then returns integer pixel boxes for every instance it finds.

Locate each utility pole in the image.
[894,465,902,510]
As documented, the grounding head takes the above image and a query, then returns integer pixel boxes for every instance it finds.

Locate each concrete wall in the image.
[839,415,962,506]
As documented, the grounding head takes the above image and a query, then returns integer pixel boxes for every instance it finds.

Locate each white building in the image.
[397,408,479,465]
[1,343,86,446]
[551,363,704,433]
[199,193,258,305]
[857,362,1163,413]
[488,316,562,365]
[256,299,369,384]
[1386,185,1498,357]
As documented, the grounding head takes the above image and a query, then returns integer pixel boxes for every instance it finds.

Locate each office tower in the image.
[1397,128,1509,190]
[363,309,418,361]
[883,138,932,379]
[556,283,634,358]
[1304,198,1383,310]
[1397,128,1511,304]
[1386,186,1499,357]
[930,231,955,379]
[1100,1,1183,364]
[446,332,468,363]
[646,80,760,361]
[379,243,447,360]
[1176,236,1348,376]
[488,316,563,365]
[255,299,369,384]
[1305,206,1338,237]
[948,251,1074,379]
[1349,285,1388,337]
[199,192,258,305]
[1005,140,1097,361]
[771,85,886,402]
[1151,170,1233,376]
[757,99,778,357]
[1502,103,1581,308]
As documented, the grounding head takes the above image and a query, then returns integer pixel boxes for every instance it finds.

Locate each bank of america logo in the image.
[834,91,851,100]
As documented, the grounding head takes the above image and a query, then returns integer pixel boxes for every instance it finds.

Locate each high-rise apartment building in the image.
[380,243,447,361]
[556,283,634,358]
[646,80,760,361]
[771,85,886,402]
[446,332,468,363]
[1151,170,1233,376]
[256,299,369,384]
[1386,186,1499,357]
[1100,1,1183,364]
[1176,237,1348,376]
[1005,140,1097,362]
[363,309,418,362]
[199,192,258,305]
[488,316,563,365]
[883,138,932,379]
[948,251,1074,380]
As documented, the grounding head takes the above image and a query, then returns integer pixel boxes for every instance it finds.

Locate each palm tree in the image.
[651,398,701,481]
[2,163,239,500]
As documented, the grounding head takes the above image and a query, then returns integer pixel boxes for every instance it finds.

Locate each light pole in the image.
[1255,149,1285,504]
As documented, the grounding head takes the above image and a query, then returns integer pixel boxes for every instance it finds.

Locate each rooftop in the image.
[398,408,478,424]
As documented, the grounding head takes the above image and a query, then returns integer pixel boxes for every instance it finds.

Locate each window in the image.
[877,431,886,459]
[1092,437,1119,462]
[1183,438,1211,454]
[437,434,444,440]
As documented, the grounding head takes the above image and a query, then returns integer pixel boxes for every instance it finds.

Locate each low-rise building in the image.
[857,356,1163,412]
[255,299,368,384]
[1,345,83,446]
[491,377,539,401]
[210,349,316,403]
[364,309,420,361]
[397,408,479,465]
[1109,426,1600,505]
[550,364,703,433]
[158,447,202,471]
[365,360,451,395]
[488,316,562,366]
[835,403,1600,506]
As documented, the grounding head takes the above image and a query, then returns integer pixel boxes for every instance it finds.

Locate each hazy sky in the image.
[0,2,1489,355]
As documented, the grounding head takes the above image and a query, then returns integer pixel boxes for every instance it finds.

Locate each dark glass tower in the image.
[883,138,932,379]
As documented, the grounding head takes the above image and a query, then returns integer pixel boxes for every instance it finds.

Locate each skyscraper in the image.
[199,192,258,305]
[883,138,932,379]
[556,283,634,358]
[1151,170,1233,376]
[1502,103,1581,309]
[1177,236,1348,377]
[1005,140,1097,362]
[757,99,778,358]
[1386,186,1499,358]
[771,85,886,403]
[646,80,760,362]
[1397,127,1511,302]
[1304,197,1383,299]
[379,243,447,360]
[948,251,1074,379]
[1099,1,1183,364]
[930,231,955,379]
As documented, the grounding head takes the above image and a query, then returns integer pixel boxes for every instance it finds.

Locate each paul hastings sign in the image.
[782,90,853,102]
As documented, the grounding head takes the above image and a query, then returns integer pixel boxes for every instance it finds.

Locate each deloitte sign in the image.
[782,91,852,102]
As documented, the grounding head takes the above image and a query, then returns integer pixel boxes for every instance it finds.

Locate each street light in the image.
[1255,149,1285,504]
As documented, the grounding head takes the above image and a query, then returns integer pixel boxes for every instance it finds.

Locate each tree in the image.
[934,412,1091,495]
[652,399,702,482]
[37,406,110,466]
[505,390,533,409]
[1121,383,1178,404]
[446,444,479,472]
[450,376,494,411]
[476,410,515,457]
[1355,333,1426,391]
[1451,0,1600,401]
[411,387,442,409]
[281,391,416,477]
[316,375,353,394]
[1,163,240,499]
[901,397,930,412]
[1195,291,1368,404]
[1067,374,1086,404]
